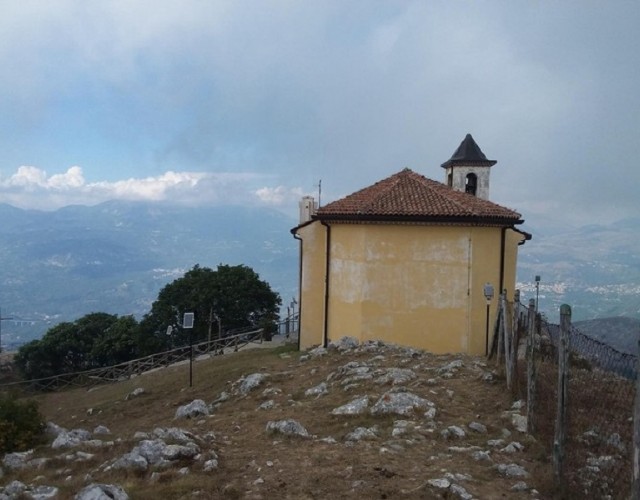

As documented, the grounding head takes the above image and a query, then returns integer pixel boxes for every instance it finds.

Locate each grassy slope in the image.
[4,342,553,499]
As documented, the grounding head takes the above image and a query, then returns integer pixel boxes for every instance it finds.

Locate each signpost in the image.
[483,283,494,356]
[183,312,195,387]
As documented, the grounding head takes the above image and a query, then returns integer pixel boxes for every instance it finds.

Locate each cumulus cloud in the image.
[0,2,638,224]
[0,166,301,211]
[255,186,307,206]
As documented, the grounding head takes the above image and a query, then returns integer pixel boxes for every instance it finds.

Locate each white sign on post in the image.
[183,312,195,329]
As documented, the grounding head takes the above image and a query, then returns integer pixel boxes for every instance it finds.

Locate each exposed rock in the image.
[2,450,34,471]
[175,399,209,419]
[258,400,275,410]
[308,346,327,358]
[370,390,434,417]
[134,439,172,466]
[374,368,416,386]
[606,432,626,452]
[450,483,473,499]
[482,371,496,382]
[261,388,282,399]
[162,443,200,461]
[152,427,197,445]
[331,396,369,415]
[444,472,473,482]
[30,485,60,499]
[511,414,528,433]
[344,426,378,442]
[511,400,525,410]
[472,450,491,461]
[74,483,129,500]
[437,359,463,376]
[330,336,360,351]
[427,478,451,489]
[93,425,110,435]
[3,480,27,497]
[495,463,528,477]
[468,421,487,433]
[46,421,66,438]
[234,373,268,395]
[211,391,230,405]
[424,407,437,419]
[587,455,615,470]
[501,441,524,453]
[203,458,219,472]
[52,429,91,449]
[305,382,328,397]
[511,481,529,491]
[487,439,505,447]
[265,419,310,438]
[441,425,466,440]
[125,387,146,400]
[391,420,413,437]
[111,452,149,472]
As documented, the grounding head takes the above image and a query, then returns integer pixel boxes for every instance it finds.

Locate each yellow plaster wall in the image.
[327,224,473,353]
[296,221,525,355]
[296,222,327,349]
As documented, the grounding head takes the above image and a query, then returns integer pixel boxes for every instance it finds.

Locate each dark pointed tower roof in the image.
[441,134,497,168]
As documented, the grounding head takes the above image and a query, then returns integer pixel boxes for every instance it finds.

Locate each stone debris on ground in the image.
[0,335,547,499]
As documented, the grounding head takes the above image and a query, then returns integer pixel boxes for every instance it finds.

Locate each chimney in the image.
[299,196,317,223]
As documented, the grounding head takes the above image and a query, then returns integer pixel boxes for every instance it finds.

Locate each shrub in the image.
[0,393,46,453]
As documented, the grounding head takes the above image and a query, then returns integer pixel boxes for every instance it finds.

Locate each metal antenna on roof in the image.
[317,179,322,207]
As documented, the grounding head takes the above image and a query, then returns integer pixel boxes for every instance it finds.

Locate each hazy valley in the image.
[0,202,638,351]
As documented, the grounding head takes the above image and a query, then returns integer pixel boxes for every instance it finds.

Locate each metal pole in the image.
[189,327,193,387]
[485,302,490,356]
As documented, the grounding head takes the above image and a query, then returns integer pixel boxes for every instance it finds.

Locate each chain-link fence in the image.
[498,296,637,498]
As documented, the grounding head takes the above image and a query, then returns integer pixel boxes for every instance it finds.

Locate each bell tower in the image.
[441,134,496,200]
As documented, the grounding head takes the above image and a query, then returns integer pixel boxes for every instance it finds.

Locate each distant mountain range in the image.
[0,202,637,351]
[0,201,299,349]
[516,215,640,324]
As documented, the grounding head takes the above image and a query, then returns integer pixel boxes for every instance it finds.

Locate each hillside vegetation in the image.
[0,338,551,499]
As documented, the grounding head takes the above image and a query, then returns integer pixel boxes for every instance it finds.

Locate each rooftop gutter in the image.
[315,213,524,226]
[292,231,303,352]
[320,220,331,348]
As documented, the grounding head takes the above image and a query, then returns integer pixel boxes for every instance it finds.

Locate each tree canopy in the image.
[15,263,281,380]
[140,264,281,349]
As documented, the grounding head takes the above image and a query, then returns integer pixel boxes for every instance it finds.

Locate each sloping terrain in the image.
[1,339,551,499]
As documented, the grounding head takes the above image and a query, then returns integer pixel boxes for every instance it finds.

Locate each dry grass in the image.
[3,342,555,499]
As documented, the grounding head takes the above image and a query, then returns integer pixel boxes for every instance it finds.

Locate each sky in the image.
[0,1,638,226]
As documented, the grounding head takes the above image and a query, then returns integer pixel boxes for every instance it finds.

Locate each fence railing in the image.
[277,312,299,338]
[0,328,264,393]
[492,293,639,498]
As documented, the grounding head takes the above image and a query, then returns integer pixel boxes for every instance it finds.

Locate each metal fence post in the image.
[554,304,571,489]
[527,298,536,434]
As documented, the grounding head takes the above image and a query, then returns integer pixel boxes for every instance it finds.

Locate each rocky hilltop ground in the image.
[0,338,550,499]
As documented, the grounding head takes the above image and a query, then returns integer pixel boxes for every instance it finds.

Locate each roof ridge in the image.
[357,172,403,213]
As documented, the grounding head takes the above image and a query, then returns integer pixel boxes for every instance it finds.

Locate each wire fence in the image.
[495,295,638,498]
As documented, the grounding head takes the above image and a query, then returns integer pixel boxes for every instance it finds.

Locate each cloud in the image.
[0,2,638,225]
[0,166,300,211]
[255,186,307,206]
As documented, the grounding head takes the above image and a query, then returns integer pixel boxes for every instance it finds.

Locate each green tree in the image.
[90,315,140,366]
[15,312,139,379]
[141,264,281,346]
[0,393,45,453]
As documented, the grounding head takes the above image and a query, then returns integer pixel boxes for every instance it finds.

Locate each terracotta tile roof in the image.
[316,168,521,223]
